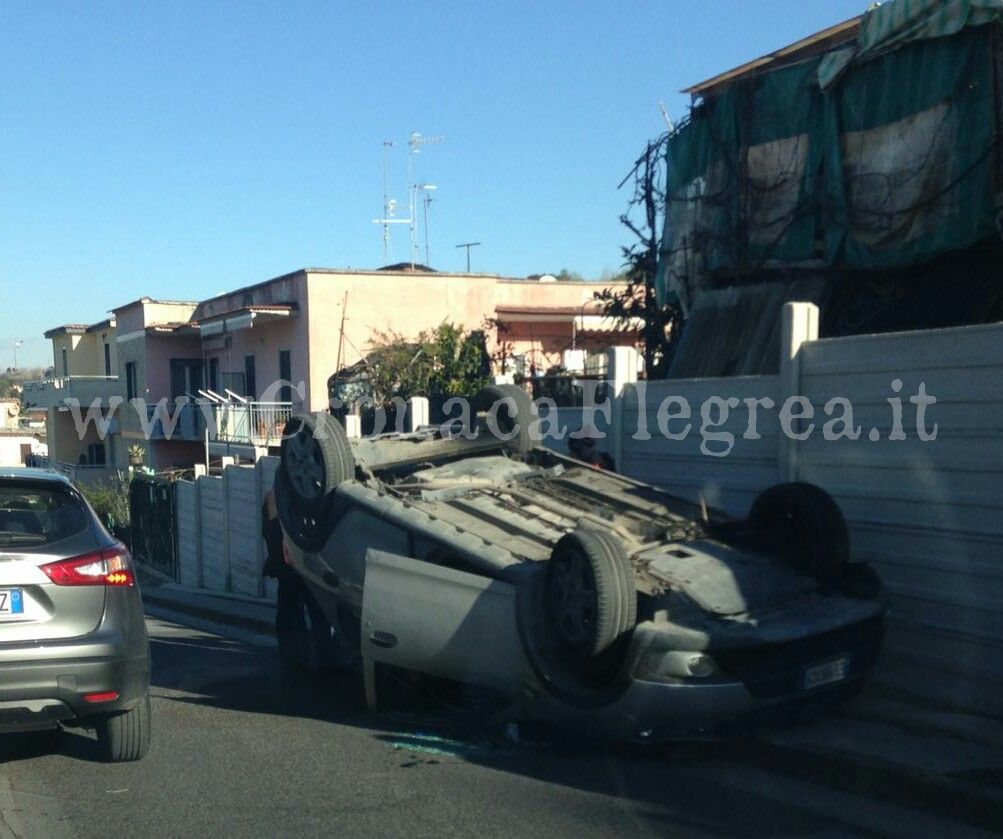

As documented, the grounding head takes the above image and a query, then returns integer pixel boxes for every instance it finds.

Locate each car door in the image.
[361,549,529,697]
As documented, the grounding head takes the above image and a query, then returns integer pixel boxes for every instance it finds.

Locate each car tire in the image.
[280,413,355,511]
[274,468,335,552]
[472,384,535,455]
[547,529,637,661]
[94,693,151,763]
[747,482,849,580]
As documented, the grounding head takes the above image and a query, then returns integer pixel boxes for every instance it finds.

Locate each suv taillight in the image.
[40,544,135,587]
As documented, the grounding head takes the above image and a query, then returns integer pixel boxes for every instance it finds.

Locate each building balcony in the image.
[21,376,120,411]
[209,401,291,448]
[145,400,292,455]
[145,402,207,442]
[31,457,120,486]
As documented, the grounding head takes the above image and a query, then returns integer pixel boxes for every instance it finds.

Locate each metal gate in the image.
[129,475,178,580]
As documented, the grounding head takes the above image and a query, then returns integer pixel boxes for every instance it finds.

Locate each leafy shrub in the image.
[366,322,491,403]
[79,472,131,531]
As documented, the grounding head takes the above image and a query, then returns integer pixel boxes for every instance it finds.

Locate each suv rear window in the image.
[0,482,90,548]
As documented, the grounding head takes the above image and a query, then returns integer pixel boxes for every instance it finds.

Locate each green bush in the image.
[366,322,492,403]
[79,472,131,531]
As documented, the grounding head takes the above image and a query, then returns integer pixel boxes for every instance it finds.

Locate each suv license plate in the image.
[803,656,849,690]
[0,589,25,619]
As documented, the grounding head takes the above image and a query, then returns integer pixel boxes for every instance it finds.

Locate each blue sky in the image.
[1,1,866,368]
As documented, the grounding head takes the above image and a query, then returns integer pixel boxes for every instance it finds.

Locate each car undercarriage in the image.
[275,385,885,742]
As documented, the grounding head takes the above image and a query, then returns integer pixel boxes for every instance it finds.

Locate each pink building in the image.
[35,266,632,471]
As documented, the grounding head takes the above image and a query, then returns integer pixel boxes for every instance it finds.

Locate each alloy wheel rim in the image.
[286,428,324,500]
[550,550,596,645]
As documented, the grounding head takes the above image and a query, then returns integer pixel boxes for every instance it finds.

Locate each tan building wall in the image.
[46,270,629,468]
[49,328,118,377]
[196,272,309,406]
[188,269,604,414]
[111,300,201,468]
[301,270,618,411]
[46,407,110,465]
[304,270,498,411]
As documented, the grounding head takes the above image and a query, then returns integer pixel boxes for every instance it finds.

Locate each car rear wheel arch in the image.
[747,482,850,581]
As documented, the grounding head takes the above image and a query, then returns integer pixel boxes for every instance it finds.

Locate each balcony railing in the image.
[29,457,120,485]
[144,400,291,447]
[22,376,120,411]
[211,401,292,446]
[145,402,206,441]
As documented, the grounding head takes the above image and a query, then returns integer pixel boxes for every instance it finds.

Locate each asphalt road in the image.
[0,613,988,839]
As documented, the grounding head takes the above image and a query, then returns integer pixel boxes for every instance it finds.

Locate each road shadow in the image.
[0,617,860,835]
[143,621,826,836]
[0,726,104,765]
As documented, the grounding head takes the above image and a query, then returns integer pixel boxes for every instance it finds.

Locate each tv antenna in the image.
[372,140,408,261]
[455,242,481,272]
[415,184,437,266]
[372,132,444,267]
[407,132,443,268]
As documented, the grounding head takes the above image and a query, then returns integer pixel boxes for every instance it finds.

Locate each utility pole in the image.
[335,291,348,375]
[455,242,481,272]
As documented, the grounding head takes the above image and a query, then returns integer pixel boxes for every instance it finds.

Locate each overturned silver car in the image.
[275,385,885,742]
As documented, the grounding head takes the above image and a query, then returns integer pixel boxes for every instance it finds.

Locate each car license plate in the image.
[803,656,849,690]
[0,589,24,619]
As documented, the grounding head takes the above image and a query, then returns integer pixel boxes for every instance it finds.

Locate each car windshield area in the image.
[0,482,89,548]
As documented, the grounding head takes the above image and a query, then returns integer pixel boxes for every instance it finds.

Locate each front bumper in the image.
[0,590,150,732]
[526,609,885,743]
[525,670,868,743]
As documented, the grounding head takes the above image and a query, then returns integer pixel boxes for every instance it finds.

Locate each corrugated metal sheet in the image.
[669,279,829,379]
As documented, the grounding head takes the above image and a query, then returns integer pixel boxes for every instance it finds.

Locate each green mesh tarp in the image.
[658,22,999,307]
[820,0,1003,88]
[821,26,997,269]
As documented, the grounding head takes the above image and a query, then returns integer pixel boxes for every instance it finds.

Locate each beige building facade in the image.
[33,266,633,472]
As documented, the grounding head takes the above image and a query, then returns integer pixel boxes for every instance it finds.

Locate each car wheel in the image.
[280,413,355,511]
[747,482,849,580]
[546,529,636,663]
[472,384,535,455]
[94,693,151,763]
[274,468,335,551]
